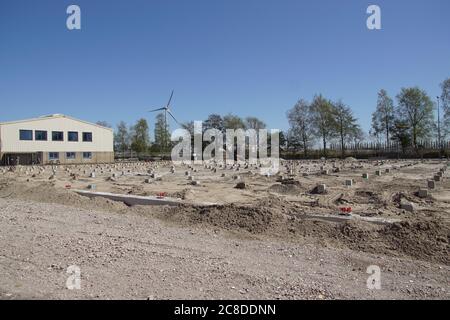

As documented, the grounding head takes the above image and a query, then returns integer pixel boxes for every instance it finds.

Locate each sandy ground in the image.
[0,197,448,300]
[0,159,449,299]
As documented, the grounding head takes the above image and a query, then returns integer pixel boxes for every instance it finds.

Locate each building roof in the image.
[0,114,113,131]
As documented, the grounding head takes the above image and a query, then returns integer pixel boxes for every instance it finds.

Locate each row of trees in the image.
[108,77,450,157]
[111,113,271,155]
[370,82,450,153]
[286,96,362,157]
[286,77,450,156]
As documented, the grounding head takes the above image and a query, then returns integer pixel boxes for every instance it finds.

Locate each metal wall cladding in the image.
[0,115,113,153]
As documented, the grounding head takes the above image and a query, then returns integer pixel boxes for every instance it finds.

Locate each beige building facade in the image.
[0,114,114,165]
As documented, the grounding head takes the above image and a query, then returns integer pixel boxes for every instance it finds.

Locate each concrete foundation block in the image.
[317,184,327,194]
[235,182,246,189]
[400,200,415,213]
[418,189,428,198]
[428,180,435,189]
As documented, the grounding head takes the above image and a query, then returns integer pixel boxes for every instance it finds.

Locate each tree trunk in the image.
[386,127,390,147]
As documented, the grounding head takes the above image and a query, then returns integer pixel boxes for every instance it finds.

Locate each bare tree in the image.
[310,95,336,157]
[441,78,450,139]
[223,114,246,130]
[333,100,361,157]
[287,99,314,157]
[204,114,224,133]
[245,117,266,131]
[114,121,130,154]
[371,89,395,145]
[96,121,112,128]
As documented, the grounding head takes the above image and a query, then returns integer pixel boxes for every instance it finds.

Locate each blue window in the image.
[68,131,78,142]
[82,132,92,142]
[49,152,59,160]
[83,152,92,159]
[35,130,47,141]
[52,131,64,141]
[66,152,76,160]
[19,130,33,141]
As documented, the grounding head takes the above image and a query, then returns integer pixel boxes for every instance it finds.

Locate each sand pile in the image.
[156,204,277,234]
[144,199,449,264]
[0,179,128,212]
[379,220,449,264]
[268,183,302,195]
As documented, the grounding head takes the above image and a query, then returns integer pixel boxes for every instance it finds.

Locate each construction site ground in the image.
[0,158,449,299]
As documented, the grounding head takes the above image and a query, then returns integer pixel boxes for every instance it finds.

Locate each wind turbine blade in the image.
[167,109,181,126]
[149,107,165,112]
[166,90,174,108]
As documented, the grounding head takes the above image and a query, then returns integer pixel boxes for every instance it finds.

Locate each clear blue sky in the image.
[1,0,449,138]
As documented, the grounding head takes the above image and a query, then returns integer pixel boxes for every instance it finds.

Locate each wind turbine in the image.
[149,90,181,153]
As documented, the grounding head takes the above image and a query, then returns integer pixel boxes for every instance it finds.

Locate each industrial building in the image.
[0,114,114,165]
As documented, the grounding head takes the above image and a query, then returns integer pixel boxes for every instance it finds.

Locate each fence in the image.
[325,140,450,159]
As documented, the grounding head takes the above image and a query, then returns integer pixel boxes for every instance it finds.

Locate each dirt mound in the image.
[157,203,278,234]
[2,178,448,264]
[268,183,302,195]
[330,219,449,264]
[150,201,450,264]
[0,180,128,212]
[379,220,449,264]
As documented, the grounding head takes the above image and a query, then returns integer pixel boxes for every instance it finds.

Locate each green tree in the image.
[130,118,150,153]
[310,95,336,157]
[287,99,314,157]
[154,113,170,151]
[391,120,411,155]
[396,87,434,149]
[371,89,395,145]
[114,121,130,153]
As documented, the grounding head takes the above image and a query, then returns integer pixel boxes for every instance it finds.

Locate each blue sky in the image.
[1,0,449,138]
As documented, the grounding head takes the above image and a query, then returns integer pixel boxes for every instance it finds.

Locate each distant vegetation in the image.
[112,77,450,159]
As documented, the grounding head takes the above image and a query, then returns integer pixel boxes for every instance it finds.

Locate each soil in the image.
[0,159,449,299]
